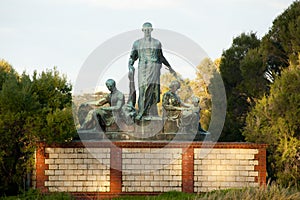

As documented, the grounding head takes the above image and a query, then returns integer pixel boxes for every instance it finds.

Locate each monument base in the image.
[77,131,210,141]
[77,116,210,141]
[163,120,178,133]
[35,141,267,198]
[134,117,163,133]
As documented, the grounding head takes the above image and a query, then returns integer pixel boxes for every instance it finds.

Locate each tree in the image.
[260,1,300,81]
[219,32,260,141]
[243,57,300,186]
[190,57,215,131]
[239,48,269,101]
[0,59,16,90]
[29,68,75,143]
[0,60,76,195]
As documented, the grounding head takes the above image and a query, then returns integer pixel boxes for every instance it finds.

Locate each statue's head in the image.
[142,22,153,33]
[169,80,181,91]
[105,79,116,91]
[192,96,200,105]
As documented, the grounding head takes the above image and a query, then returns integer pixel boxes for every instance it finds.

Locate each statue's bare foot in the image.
[199,131,210,135]
[135,114,142,121]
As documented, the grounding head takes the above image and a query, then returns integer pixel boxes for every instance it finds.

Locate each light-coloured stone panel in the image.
[45,148,110,192]
[122,148,182,192]
[194,148,259,192]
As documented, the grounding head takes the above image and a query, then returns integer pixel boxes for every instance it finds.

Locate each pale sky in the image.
[0,0,295,93]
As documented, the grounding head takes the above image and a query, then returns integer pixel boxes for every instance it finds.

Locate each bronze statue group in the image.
[78,22,209,136]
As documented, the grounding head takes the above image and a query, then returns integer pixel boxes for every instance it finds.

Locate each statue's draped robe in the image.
[129,37,167,117]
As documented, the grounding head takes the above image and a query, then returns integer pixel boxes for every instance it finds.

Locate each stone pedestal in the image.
[105,123,120,132]
[78,131,104,140]
[163,120,179,133]
[133,117,163,139]
[77,115,211,141]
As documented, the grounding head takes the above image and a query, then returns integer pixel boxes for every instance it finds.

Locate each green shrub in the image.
[243,62,300,187]
[197,184,300,200]
[0,61,76,196]
[0,189,74,200]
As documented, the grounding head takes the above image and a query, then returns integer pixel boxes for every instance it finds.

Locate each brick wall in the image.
[35,142,267,198]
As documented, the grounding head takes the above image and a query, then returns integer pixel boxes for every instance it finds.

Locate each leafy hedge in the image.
[0,60,76,196]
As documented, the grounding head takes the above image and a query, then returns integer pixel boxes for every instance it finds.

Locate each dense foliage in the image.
[261,1,300,81]
[219,32,262,141]
[218,1,300,185]
[243,60,300,187]
[219,1,300,142]
[216,1,300,186]
[0,60,76,196]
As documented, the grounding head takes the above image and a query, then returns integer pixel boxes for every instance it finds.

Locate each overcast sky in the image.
[0,0,295,91]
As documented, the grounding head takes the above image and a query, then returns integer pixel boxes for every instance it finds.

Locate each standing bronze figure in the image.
[128,22,176,120]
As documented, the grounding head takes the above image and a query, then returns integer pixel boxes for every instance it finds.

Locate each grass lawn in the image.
[1,184,300,200]
[114,185,300,200]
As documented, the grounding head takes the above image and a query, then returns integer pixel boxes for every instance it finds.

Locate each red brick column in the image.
[182,146,194,193]
[254,148,267,186]
[35,142,49,193]
[110,147,122,193]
